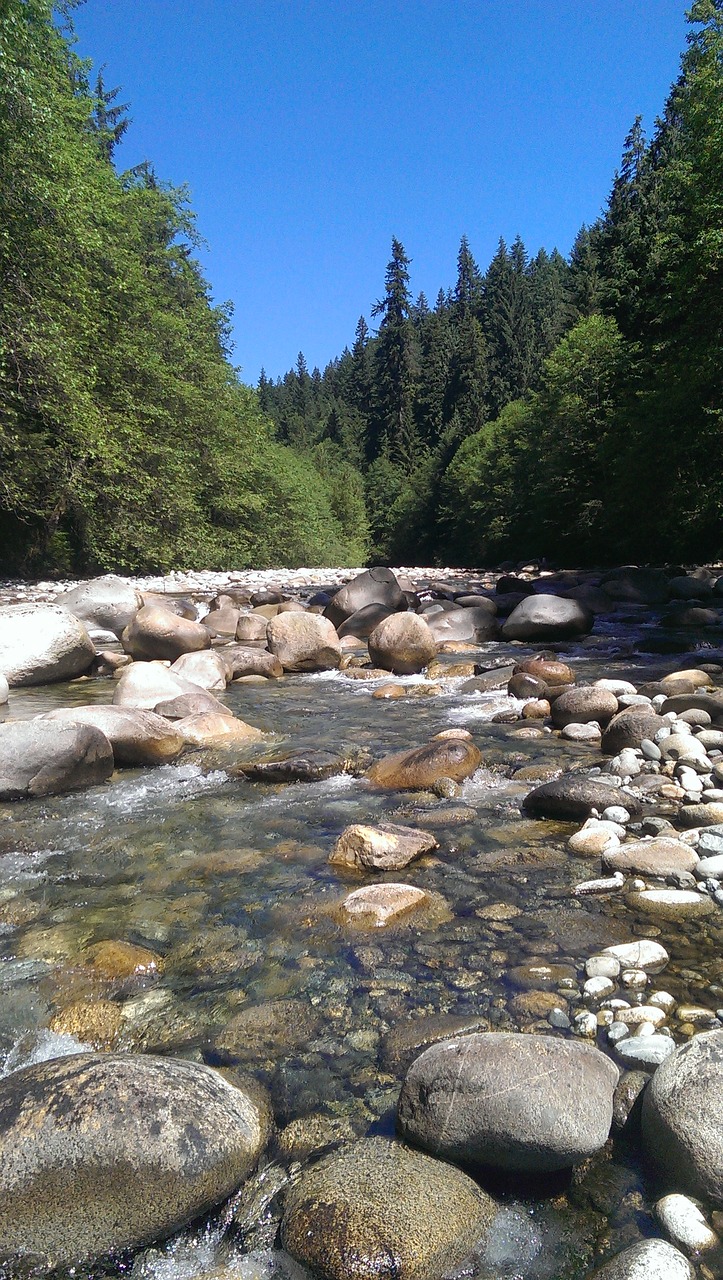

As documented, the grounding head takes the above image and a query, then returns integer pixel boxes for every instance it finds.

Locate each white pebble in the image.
[656,1193,721,1256]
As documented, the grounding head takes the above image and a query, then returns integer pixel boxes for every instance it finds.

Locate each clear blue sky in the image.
[71,1,690,386]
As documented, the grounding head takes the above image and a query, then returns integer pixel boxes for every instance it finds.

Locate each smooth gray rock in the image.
[368,613,437,674]
[324,567,406,628]
[501,595,593,641]
[39,705,185,766]
[642,1028,723,1205]
[267,612,342,671]
[397,1031,618,1173]
[281,1137,496,1280]
[523,775,641,821]
[589,1238,694,1279]
[425,606,498,644]
[337,602,401,639]
[602,708,668,754]
[0,720,114,800]
[55,575,143,638]
[551,686,618,727]
[0,1052,269,1272]
[0,603,95,687]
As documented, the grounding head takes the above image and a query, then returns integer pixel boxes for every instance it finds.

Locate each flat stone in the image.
[329,823,437,871]
[655,1192,721,1255]
[615,1035,676,1070]
[604,941,669,973]
[342,883,429,926]
[366,736,481,790]
[603,838,699,877]
[626,888,715,919]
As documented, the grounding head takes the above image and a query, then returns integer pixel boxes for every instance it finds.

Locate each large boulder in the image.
[267,613,342,672]
[121,605,211,662]
[397,1032,618,1173]
[170,650,229,691]
[0,603,95,687]
[551,686,618,728]
[219,645,284,680]
[501,595,593,641]
[367,733,481,790]
[0,1053,269,1272]
[338,603,400,640]
[0,720,114,800]
[55,575,143,638]
[642,1029,723,1205]
[600,567,670,605]
[601,707,668,754]
[523,774,641,821]
[603,837,699,878]
[38,705,185,766]
[281,1137,496,1280]
[367,613,437,675]
[324,567,406,628]
[113,663,231,717]
[425,606,498,644]
[588,1239,694,1279]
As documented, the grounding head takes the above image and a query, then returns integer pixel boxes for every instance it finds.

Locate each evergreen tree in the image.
[370,237,419,465]
[89,66,130,163]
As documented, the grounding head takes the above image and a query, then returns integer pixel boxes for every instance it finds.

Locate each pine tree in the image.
[90,66,130,163]
[370,238,419,466]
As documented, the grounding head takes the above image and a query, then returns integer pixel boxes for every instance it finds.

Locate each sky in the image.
[71,1,690,386]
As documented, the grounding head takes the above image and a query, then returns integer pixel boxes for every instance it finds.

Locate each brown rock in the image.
[121,605,210,662]
[367,736,481,790]
[329,822,438,871]
[48,1000,122,1050]
[267,612,342,672]
[341,883,429,926]
[367,613,438,675]
[603,837,699,877]
[82,940,163,980]
[551,686,618,728]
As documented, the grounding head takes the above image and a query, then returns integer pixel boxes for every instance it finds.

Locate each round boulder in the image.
[523,775,641,821]
[367,735,481,790]
[425,607,498,644]
[0,1052,270,1271]
[170,650,230,691]
[0,720,114,801]
[113,663,231,717]
[121,605,211,662]
[0,603,95,687]
[267,612,342,672]
[551,686,618,728]
[281,1137,496,1280]
[368,613,437,675]
[55,575,143,638]
[398,1032,618,1173]
[324,567,406,628]
[601,708,670,755]
[643,1029,723,1205]
[501,596,593,641]
[38,705,184,766]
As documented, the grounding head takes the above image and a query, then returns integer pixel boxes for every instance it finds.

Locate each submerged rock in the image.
[397,1031,618,1173]
[341,883,429,926]
[589,1238,694,1279]
[237,746,370,783]
[281,1137,496,1280]
[0,1052,269,1272]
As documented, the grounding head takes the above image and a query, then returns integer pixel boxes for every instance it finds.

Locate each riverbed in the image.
[2,567,723,1279]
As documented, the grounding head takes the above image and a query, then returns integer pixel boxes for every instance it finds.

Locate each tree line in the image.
[260,0,722,567]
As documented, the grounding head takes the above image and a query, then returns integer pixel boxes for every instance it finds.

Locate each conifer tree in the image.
[370,238,419,465]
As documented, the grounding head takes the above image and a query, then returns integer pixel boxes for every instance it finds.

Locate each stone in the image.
[584,977,616,1000]
[121,604,211,662]
[626,888,715,919]
[425,606,498,644]
[600,567,669,605]
[513,657,575,685]
[603,941,669,973]
[660,693,723,722]
[170,650,229,691]
[366,736,481,790]
[586,955,622,980]
[341,883,428,926]
[523,775,640,821]
[267,612,341,672]
[39,705,185,766]
[82,940,163,980]
[562,722,602,742]
[615,1035,676,1071]
[113,662,231,717]
[397,1031,618,1173]
[329,823,438,871]
[679,802,723,827]
[0,1053,269,1271]
[337,603,399,639]
[602,708,668,754]
[55,576,143,638]
[603,838,699,877]
[367,613,437,675]
[588,1238,694,1279]
[511,990,568,1018]
[173,713,264,749]
[506,961,577,991]
[234,614,269,643]
[281,1138,496,1280]
[236,746,369,783]
[380,1014,490,1075]
[48,1000,123,1050]
[216,999,322,1060]
[275,1113,357,1162]
[551,686,619,728]
[0,673,8,705]
[0,603,95,687]
[323,567,406,629]
[698,824,723,856]
[202,606,240,638]
[643,1029,723,1205]
[0,720,114,801]
[569,819,622,856]
[612,1070,649,1130]
[655,1193,721,1256]
[508,671,549,699]
[501,595,594,641]
[221,645,284,679]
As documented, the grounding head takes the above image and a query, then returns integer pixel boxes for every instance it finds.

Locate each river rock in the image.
[643,1029,723,1205]
[0,603,96,687]
[341,883,429,926]
[367,613,437,675]
[615,1036,676,1071]
[425,606,498,644]
[202,605,240,638]
[679,802,723,827]
[397,1031,618,1173]
[513,657,575,685]
[660,693,723,722]
[603,940,669,972]
[324,567,406,628]
[220,645,284,679]
[380,1013,490,1075]
[589,1238,694,1279]
[0,673,8,704]
[569,818,622,856]
[502,595,593,641]
[56,576,143,638]
[281,1137,496,1280]
[601,707,668,754]
[216,998,322,1059]
[603,838,699,877]
[39,705,185,766]
[329,822,438,870]
[113,663,231,716]
[337,603,400,639]
[267,612,341,671]
[523,775,640,821]
[82,939,162,979]
[0,720,114,801]
[367,735,481,790]
[174,712,264,748]
[170,650,229,691]
[626,888,715,919]
[121,604,211,661]
[600,567,670,605]
[237,746,369,783]
[551,686,618,728]
[0,1052,269,1271]
[655,1193,721,1256]
[235,614,269,643]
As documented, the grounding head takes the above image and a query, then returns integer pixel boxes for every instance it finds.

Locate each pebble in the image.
[647,991,676,1014]
[585,955,622,981]
[608,1022,630,1045]
[573,1011,598,1038]
[584,976,616,1000]
[641,738,663,761]
[601,806,632,824]
[547,1007,571,1030]
[655,1193,721,1257]
[604,940,669,973]
[615,1034,676,1070]
[615,1005,666,1028]
[621,968,648,991]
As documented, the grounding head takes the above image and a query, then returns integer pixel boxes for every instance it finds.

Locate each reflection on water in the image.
[2,623,723,1277]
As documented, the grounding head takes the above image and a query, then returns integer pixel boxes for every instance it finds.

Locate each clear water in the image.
[3,606,723,1278]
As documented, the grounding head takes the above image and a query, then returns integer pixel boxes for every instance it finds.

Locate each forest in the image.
[1,0,721,575]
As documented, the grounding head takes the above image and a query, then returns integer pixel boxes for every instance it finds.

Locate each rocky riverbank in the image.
[2,564,723,1279]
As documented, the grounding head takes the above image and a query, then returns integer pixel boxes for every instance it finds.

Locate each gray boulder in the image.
[219,644,284,679]
[170,650,230,691]
[551,686,618,728]
[0,673,8,705]
[0,1052,269,1272]
[426,606,498,644]
[523,775,641,821]
[588,1238,694,1279]
[397,1031,618,1173]
[39,705,184,767]
[281,1137,496,1280]
[337,602,401,639]
[55,575,143,638]
[601,707,668,754]
[113,663,231,717]
[0,603,95,687]
[368,613,437,674]
[0,720,114,800]
[324,567,406,628]
[121,605,211,662]
[642,1028,723,1205]
[501,595,593,641]
[267,612,341,671]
